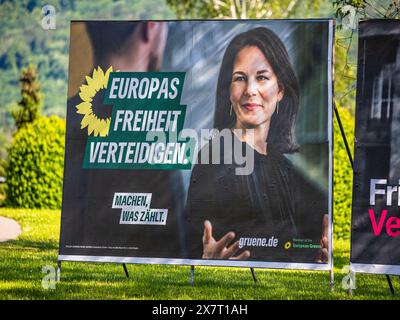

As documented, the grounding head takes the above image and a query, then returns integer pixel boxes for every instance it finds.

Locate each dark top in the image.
[186,131,327,263]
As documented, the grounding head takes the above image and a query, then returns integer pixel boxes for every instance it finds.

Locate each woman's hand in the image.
[315,214,329,263]
[202,220,250,260]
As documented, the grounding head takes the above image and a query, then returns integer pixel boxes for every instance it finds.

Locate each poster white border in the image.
[59,18,335,274]
[58,254,331,271]
[350,263,400,275]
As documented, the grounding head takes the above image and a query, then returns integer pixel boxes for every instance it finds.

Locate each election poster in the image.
[59,20,333,270]
[351,20,400,275]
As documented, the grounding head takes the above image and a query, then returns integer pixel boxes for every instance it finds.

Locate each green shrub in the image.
[0,158,6,205]
[6,116,65,209]
[333,105,355,240]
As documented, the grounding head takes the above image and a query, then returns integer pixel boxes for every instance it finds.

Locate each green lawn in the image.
[0,208,399,300]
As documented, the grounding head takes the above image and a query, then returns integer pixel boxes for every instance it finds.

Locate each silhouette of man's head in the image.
[86,21,168,72]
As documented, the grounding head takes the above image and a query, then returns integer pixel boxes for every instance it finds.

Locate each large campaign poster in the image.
[351,20,400,275]
[59,20,333,270]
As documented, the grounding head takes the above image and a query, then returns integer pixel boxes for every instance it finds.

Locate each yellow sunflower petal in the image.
[97,119,105,137]
[80,113,92,129]
[97,66,105,82]
[95,117,106,137]
[85,75,94,87]
[103,66,113,89]
[87,116,97,136]
[92,67,99,81]
[93,126,100,137]
[99,118,111,137]
[95,119,105,137]
[76,101,92,115]
[92,67,104,92]
[99,119,108,136]
[90,68,99,91]
[79,84,95,102]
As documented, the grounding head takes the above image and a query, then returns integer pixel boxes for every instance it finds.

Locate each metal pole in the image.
[335,103,356,296]
[334,103,354,169]
[122,263,129,278]
[250,268,257,283]
[349,271,354,296]
[386,275,395,295]
[190,265,195,287]
[329,207,334,292]
[336,103,396,296]
[56,260,61,282]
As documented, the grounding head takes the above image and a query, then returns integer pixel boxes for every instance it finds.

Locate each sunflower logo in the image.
[76,66,113,137]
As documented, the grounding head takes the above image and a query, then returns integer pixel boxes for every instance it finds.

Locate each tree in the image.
[334,0,400,21]
[12,64,42,130]
[333,0,400,114]
[167,0,323,19]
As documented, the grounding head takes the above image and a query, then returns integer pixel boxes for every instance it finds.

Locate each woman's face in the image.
[230,46,283,129]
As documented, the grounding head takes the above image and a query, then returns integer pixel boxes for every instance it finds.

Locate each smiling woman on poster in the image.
[186,27,329,263]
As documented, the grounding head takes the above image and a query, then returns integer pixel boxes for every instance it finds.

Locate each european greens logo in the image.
[76,66,113,137]
[77,70,194,170]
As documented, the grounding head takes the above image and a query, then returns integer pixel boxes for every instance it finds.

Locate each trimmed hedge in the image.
[6,116,65,209]
[333,106,355,240]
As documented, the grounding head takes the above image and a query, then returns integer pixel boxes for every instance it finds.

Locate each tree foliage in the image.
[332,0,399,238]
[167,0,325,19]
[12,65,42,130]
[333,0,400,115]
[334,0,400,21]
[0,0,174,137]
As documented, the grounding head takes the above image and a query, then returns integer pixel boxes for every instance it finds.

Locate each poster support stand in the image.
[334,104,353,169]
[190,265,195,287]
[334,102,395,295]
[349,270,354,296]
[330,269,334,291]
[122,264,129,278]
[56,260,130,281]
[250,268,258,283]
[386,275,395,295]
[56,260,61,282]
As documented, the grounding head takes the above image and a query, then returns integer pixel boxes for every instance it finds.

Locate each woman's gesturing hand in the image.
[202,220,251,260]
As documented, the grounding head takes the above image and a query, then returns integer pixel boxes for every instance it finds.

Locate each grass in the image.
[0,208,399,300]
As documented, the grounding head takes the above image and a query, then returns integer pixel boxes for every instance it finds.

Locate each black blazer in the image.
[186,132,327,263]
